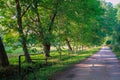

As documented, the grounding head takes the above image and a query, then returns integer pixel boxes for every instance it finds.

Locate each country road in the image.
[51,47,120,80]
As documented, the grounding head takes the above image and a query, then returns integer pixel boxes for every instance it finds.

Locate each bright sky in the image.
[105,0,120,6]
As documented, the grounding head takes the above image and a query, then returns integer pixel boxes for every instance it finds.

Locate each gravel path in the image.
[51,47,120,80]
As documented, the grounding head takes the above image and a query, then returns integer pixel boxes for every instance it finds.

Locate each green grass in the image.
[19,47,100,80]
[1,47,100,80]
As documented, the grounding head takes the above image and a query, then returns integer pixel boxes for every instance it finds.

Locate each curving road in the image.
[51,47,120,80]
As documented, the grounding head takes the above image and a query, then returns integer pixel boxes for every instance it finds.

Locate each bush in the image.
[106,40,111,45]
[112,44,120,52]
[0,66,18,79]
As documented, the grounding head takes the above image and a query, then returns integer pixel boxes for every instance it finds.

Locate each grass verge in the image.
[1,47,100,80]
[20,47,100,80]
[113,51,120,60]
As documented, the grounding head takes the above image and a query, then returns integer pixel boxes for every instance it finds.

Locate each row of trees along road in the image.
[110,3,120,50]
[0,0,107,66]
[101,1,120,50]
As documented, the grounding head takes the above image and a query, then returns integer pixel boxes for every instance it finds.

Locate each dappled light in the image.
[0,0,120,80]
[52,47,120,80]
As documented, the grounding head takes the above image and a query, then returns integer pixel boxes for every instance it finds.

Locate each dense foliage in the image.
[0,0,105,60]
[2,0,120,79]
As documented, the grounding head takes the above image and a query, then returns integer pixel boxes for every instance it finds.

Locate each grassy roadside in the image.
[21,47,100,80]
[110,45,120,60]
[1,47,100,80]
[112,51,120,60]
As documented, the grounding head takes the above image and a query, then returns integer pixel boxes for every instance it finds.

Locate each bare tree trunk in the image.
[0,37,9,67]
[65,38,73,51]
[15,0,31,62]
[43,43,51,57]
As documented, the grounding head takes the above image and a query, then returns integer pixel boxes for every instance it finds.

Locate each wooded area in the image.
[0,0,120,80]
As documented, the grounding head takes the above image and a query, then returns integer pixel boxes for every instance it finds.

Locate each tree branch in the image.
[49,0,59,32]
[30,17,37,22]
[21,4,31,17]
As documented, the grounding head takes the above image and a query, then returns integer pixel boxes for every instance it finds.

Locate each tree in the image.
[61,0,105,49]
[26,0,63,57]
[100,2,117,36]
[102,2,119,46]
[0,0,107,59]
[0,0,32,62]
[15,0,32,62]
[0,37,9,67]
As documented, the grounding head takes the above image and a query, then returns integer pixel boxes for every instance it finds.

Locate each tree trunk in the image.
[22,37,32,62]
[43,43,51,57]
[15,0,31,62]
[43,0,59,57]
[0,37,9,67]
[65,38,73,51]
[32,0,59,58]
